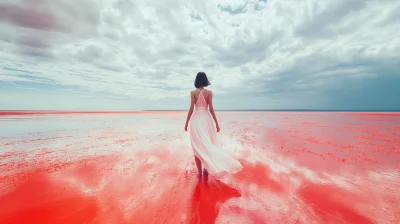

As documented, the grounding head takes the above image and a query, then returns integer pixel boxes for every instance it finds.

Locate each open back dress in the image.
[189,88,243,175]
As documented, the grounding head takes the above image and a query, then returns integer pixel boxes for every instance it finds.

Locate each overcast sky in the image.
[0,0,399,110]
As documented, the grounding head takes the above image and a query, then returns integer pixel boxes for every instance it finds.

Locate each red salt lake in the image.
[0,111,399,223]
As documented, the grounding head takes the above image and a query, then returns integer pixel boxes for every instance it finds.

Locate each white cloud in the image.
[0,0,399,110]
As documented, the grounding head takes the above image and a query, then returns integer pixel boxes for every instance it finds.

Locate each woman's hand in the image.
[184,124,188,132]
[216,124,220,132]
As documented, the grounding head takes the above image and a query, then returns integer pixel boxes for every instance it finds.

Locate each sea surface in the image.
[0,111,399,224]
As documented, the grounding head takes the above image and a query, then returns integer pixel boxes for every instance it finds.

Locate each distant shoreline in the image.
[1,110,399,117]
[0,109,399,114]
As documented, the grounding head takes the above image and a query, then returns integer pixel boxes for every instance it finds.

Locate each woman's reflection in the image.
[188,176,241,224]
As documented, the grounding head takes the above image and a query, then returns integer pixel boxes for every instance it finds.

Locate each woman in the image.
[184,72,243,177]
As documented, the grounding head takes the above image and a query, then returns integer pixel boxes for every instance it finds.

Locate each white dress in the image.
[189,88,243,175]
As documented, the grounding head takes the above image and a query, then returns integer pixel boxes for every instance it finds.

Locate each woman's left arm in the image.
[184,92,195,131]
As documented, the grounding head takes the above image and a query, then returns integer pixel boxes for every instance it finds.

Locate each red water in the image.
[0,111,399,223]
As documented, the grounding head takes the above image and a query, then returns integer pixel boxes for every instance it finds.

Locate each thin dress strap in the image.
[196,89,206,105]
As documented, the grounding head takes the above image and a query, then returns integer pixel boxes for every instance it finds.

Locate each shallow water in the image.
[1,111,399,223]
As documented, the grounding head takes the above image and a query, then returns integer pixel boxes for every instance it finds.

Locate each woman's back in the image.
[193,89,210,110]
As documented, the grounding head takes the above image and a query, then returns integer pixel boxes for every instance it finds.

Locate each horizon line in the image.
[1,109,400,112]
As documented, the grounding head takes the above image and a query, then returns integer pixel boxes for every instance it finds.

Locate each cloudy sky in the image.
[0,0,399,110]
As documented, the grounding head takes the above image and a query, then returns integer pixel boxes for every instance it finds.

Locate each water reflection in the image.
[0,111,399,223]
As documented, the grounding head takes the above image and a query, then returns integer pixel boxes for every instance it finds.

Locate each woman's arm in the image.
[184,91,195,131]
[208,91,220,132]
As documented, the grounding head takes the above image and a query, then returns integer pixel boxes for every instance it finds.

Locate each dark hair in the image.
[194,72,211,88]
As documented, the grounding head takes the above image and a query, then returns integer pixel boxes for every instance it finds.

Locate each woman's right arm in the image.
[208,91,220,132]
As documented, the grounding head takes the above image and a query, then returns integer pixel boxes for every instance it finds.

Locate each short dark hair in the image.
[194,72,211,88]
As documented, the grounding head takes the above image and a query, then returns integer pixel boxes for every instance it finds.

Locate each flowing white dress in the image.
[189,88,243,175]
